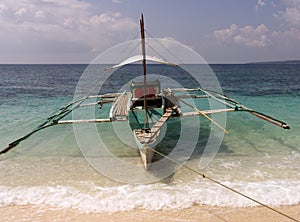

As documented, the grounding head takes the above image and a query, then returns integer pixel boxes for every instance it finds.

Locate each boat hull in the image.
[130,107,174,169]
[133,125,165,170]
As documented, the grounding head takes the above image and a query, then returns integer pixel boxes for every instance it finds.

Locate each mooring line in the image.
[149,147,300,222]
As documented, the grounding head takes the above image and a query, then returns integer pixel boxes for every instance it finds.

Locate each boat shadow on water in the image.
[145,117,232,182]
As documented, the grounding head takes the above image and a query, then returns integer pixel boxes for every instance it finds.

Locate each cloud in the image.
[0,0,137,62]
[257,0,266,7]
[89,13,121,26]
[214,24,270,47]
[256,0,266,11]
[37,0,91,10]
[272,27,300,42]
[275,0,300,26]
[15,7,27,16]
[35,10,46,19]
[112,0,122,3]
[0,3,8,12]
[268,0,300,52]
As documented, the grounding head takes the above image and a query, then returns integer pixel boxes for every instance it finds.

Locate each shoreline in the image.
[0,204,299,222]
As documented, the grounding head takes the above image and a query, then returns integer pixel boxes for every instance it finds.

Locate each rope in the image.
[145,31,186,66]
[177,97,228,134]
[145,30,199,87]
[148,147,300,222]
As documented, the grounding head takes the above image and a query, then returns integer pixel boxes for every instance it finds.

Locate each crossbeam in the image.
[57,119,111,124]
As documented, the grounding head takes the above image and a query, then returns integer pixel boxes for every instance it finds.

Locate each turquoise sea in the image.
[0,64,299,212]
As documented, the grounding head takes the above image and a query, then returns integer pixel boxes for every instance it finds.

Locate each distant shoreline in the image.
[246,60,300,64]
[0,60,300,65]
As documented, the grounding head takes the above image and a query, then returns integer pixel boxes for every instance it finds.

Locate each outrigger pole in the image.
[170,88,290,130]
[0,94,117,156]
[199,88,290,130]
[0,97,87,155]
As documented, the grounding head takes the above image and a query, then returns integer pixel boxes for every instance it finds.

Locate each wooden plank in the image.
[144,109,173,144]
[134,109,173,144]
[111,93,131,120]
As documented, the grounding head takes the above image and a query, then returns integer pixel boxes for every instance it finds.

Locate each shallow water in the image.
[0,64,299,212]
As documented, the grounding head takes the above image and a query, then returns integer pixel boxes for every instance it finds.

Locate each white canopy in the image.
[106,55,176,70]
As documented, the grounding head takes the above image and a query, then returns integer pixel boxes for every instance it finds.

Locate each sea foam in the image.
[0,179,299,213]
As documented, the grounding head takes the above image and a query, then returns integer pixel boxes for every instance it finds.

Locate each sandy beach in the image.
[0,204,299,222]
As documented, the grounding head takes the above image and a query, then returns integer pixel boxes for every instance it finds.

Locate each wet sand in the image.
[0,204,299,222]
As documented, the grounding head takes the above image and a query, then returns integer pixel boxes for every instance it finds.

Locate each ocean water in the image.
[0,64,299,213]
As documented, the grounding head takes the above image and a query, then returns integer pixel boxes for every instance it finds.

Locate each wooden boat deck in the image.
[111,93,131,121]
[136,108,173,144]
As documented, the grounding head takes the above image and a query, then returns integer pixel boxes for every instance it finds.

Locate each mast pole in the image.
[140,13,148,130]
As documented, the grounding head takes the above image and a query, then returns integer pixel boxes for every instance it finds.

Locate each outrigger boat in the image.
[0,14,290,170]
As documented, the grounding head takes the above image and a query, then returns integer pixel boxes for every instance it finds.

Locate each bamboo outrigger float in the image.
[0,14,290,170]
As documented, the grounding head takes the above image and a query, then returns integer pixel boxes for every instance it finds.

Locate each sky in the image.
[0,0,299,64]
